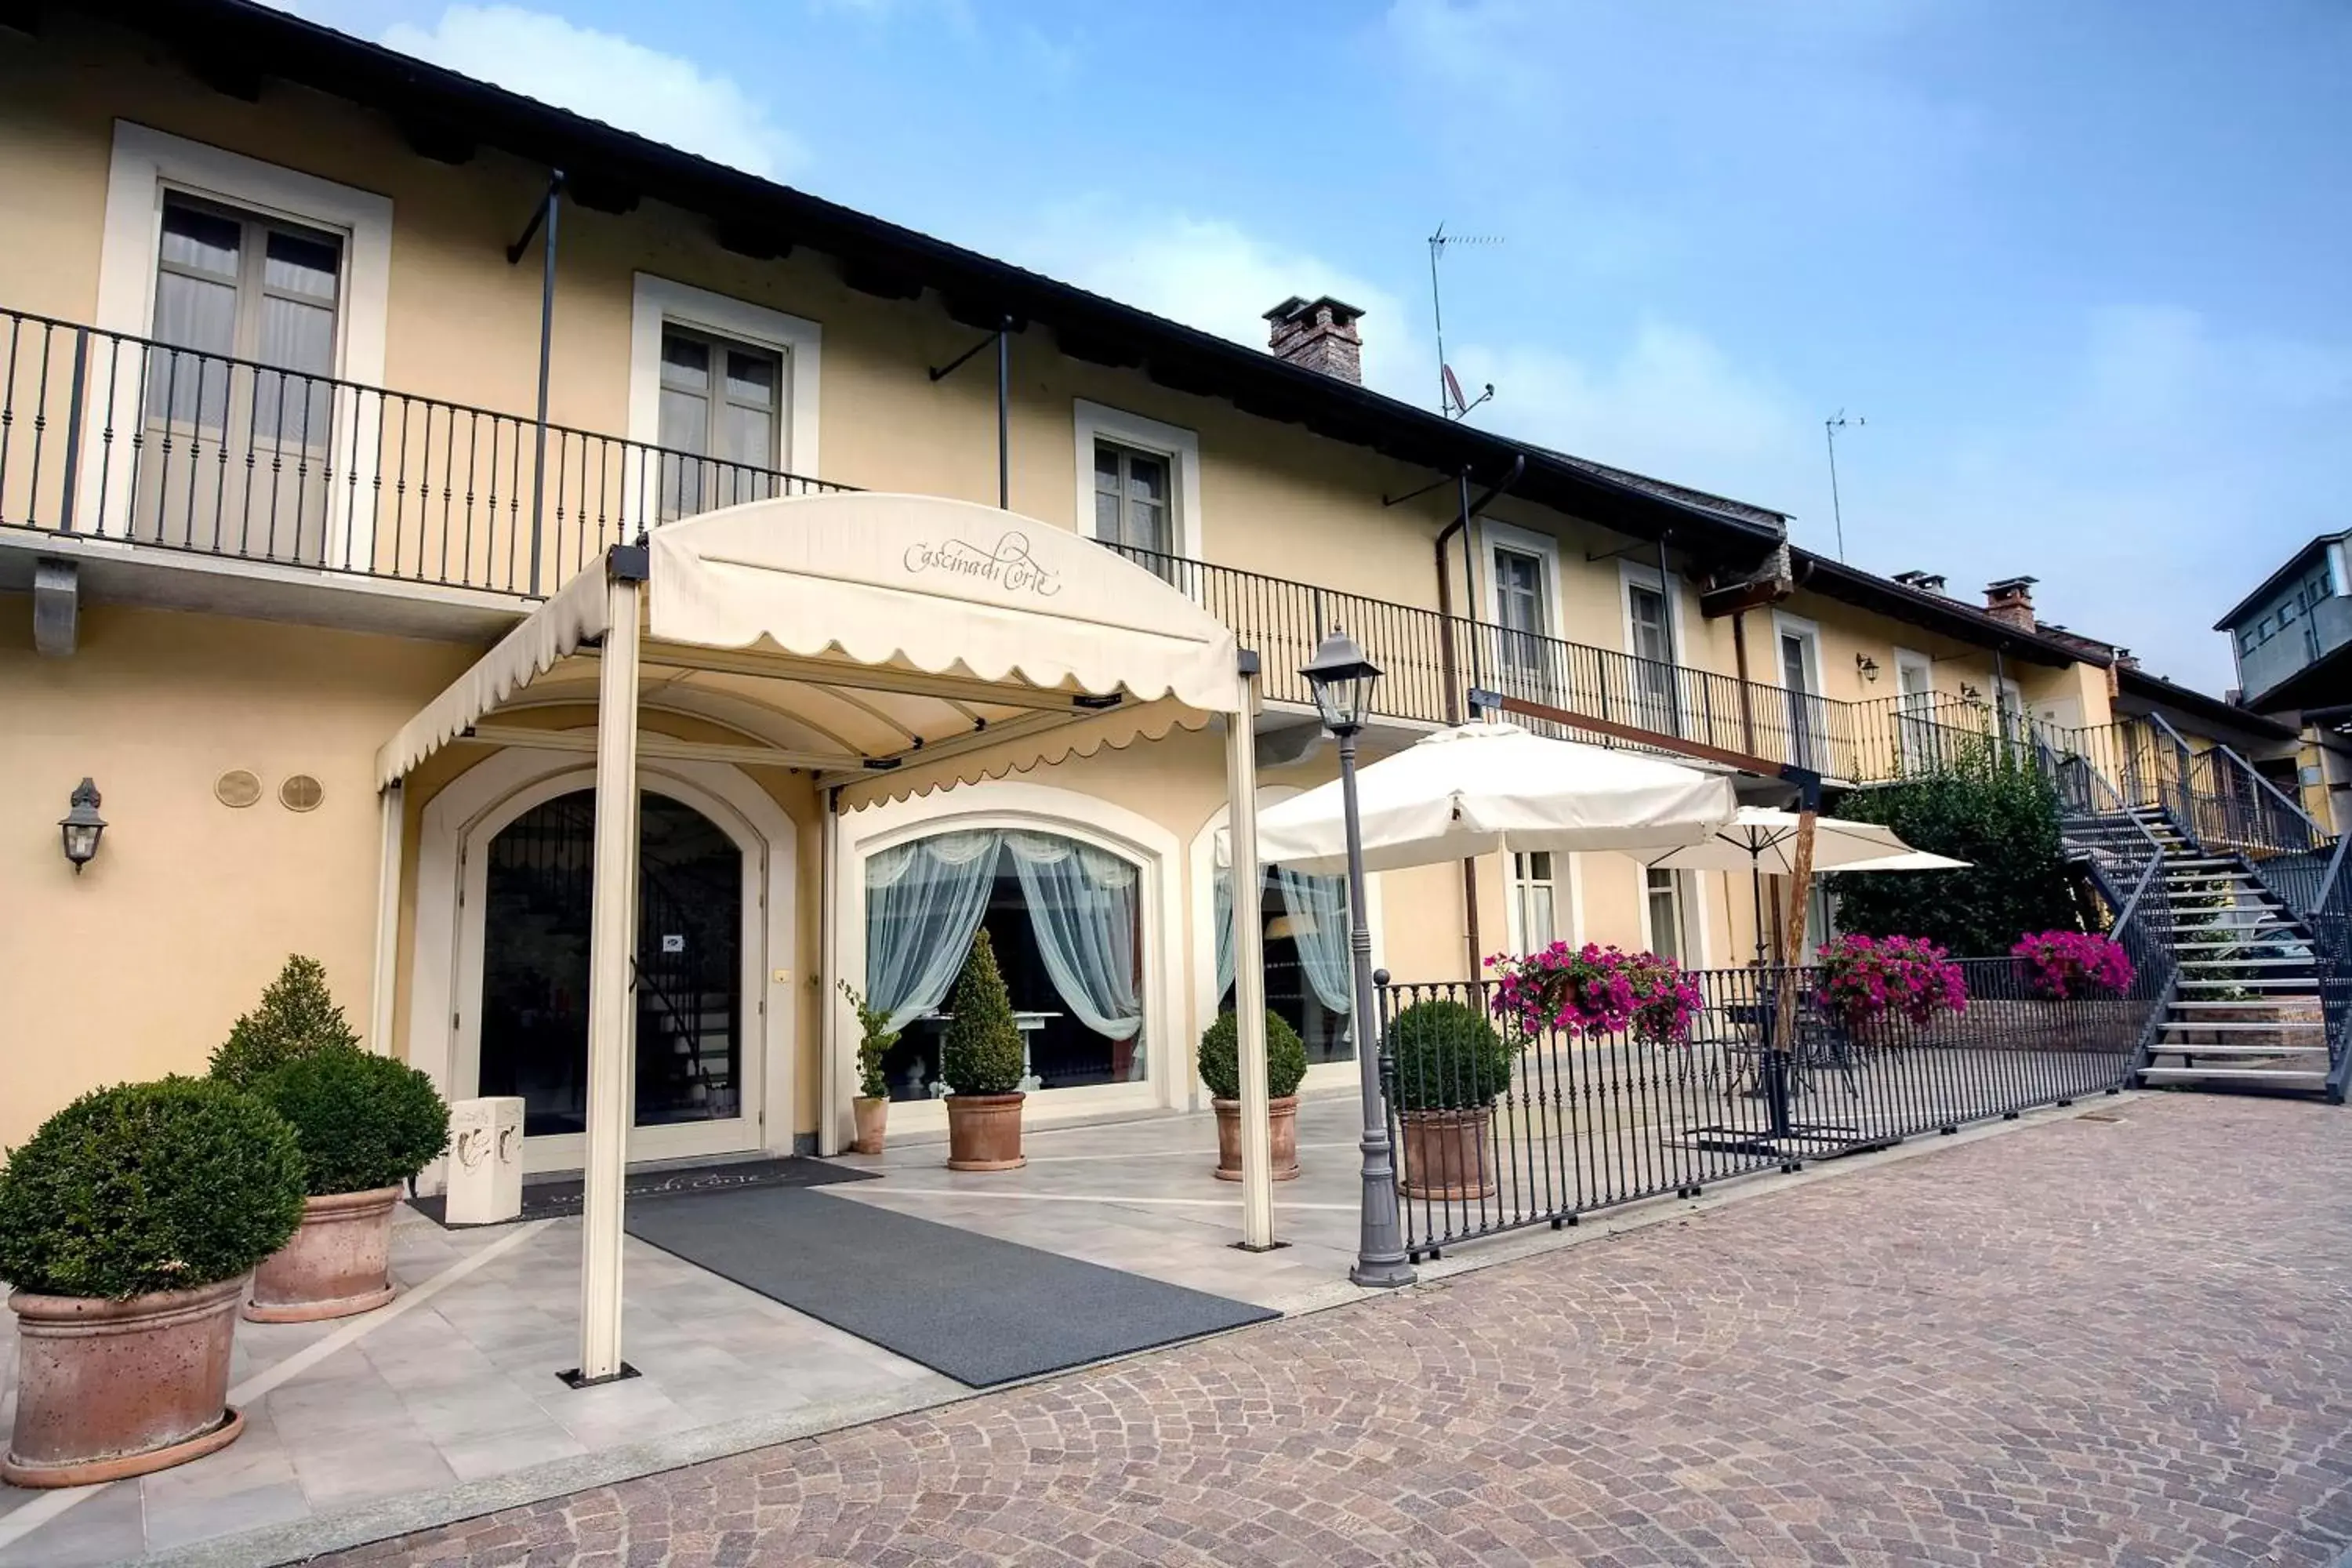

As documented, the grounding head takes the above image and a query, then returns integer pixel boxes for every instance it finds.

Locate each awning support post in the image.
[1225,655,1277,1250]
[368,781,405,1056]
[567,547,645,1389]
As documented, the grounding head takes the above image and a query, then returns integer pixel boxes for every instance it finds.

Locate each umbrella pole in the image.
[1765,798,1820,1148]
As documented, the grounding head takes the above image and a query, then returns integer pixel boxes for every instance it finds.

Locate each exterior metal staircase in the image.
[2061,804,2336,1097]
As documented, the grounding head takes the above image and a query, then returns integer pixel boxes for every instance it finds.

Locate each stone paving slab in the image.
[314,1094,2352,1566]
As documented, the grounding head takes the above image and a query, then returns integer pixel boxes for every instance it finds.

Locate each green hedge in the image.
[1828,763,2078,957]
[1384,998,1519,1113]
[0,1077,307,1299]
[1196,1009,1309,1102]
[252,1047,452,1196]
[210,954,361,1087]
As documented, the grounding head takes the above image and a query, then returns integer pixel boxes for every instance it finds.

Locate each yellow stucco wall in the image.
[0,601,473,1148]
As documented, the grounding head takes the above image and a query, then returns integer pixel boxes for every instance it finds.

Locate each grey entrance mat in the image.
[405,1156,873,1226]
[622,1185,1279,1386]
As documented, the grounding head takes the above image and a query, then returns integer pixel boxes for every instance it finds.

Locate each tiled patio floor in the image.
[0,1090,1375,1566]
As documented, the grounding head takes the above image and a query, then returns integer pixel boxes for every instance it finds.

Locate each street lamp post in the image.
[1301,629,1415,1290]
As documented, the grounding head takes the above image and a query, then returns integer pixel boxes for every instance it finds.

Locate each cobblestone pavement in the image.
[316,1095,2352,1566]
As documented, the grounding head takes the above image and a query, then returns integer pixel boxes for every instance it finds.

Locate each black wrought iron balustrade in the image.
[0,307,844,597]
[1377,954,2151,1257]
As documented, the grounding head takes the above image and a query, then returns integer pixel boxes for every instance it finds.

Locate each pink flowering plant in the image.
[1486,942,1704,1044]
[2011,929,2134,999]
[1813,933,1968,1033]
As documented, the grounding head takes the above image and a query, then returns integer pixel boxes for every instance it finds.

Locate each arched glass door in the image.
[477,789,751,1161]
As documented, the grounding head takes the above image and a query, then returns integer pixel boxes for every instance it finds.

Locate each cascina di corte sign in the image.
[902,531,1063,598]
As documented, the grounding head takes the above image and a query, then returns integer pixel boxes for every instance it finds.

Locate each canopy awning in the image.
[376,492,1245,792]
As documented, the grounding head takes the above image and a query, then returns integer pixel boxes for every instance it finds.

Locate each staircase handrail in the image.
[2212,742,2331,851]
[2142,712,2201,841]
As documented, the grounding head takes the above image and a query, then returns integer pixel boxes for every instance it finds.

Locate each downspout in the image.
[1434,456,1525,975]
[1731,608,1758,756]
[505,171,565,597]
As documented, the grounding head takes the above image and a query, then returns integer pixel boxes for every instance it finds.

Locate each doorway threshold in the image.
[405,1153,875,1229]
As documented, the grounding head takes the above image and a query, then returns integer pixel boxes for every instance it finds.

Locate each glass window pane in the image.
[724,350,777,408]
[160,201,241,279]
[1094,489,1123,540]
[1093,443,1120,486]
[254,299,337,442]
[147,272,238,427]
[659,385,710,456]
[263,228,341,301]
[660,331,710,392]
[721,400,773,472]
[1124,451,1167,504]
[1130,500,1170,554]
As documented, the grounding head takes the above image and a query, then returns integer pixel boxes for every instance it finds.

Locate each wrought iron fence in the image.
[1375,953,2158,1257]
[0,307,845,597]
[1850,691,2005,782]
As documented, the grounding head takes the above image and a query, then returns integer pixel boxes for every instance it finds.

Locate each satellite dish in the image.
[1442,365,1467,416]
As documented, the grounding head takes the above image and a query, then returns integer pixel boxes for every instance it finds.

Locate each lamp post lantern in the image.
[1301,629,1414,1289]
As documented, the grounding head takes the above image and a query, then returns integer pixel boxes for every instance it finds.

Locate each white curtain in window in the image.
[1276,866,1353,1018]
[863,830,1001,1033]
[1006,832,1143,1043]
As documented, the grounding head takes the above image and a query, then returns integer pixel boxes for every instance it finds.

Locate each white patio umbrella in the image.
[1245,721,1740,875]
[1642,807,1970,877]
[1641,806,1969,966]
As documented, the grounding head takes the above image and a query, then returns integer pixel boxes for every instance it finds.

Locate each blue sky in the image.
[296,0,2350,692]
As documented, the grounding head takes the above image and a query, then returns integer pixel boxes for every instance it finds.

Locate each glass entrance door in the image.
[475,789,754,1166]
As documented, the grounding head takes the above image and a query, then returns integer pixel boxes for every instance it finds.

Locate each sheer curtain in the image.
[863,830,1001,1033]
[1006,832,1143,1044]
[1276,866,1354,1020]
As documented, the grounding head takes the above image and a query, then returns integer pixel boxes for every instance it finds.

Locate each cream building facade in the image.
[2,3,2136,1161]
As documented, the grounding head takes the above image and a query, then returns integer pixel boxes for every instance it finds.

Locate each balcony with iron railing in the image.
[5,303,1900,783]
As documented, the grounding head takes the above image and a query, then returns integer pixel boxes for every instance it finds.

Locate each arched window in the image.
[863,829,1146,1102]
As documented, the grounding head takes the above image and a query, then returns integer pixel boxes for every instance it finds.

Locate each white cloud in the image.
[379,5,805,177]
[1013,208,1428,399]
[1446,325,1813,511]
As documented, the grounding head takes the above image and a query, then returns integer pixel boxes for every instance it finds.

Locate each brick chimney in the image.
[1983,575,2038,631]
[1263,296,1365,384]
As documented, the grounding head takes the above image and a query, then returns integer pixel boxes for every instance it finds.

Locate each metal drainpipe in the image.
[1432,456,1526,975]
[525,172,564,597]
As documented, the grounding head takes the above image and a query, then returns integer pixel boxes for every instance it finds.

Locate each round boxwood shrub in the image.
[941,930,1026,1096]
[252,1047,452,1196]
[1384,998,1519,1113]
[0,1077,306,1300]
[1197,1009,1309,1102]
[210,954,361,1088]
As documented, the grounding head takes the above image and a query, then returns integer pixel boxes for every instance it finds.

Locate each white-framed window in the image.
[1092,441,1174,555]
[1621,559,1686,735]
[91,122,393,560]
[1772,611,1827,771]
[1510,850,1560,953]
[629,274,822,520]
[1643,866,1692,965]
[1073,401,1200,564]
[1479,519,1564,692]
[1893,648,1937,773]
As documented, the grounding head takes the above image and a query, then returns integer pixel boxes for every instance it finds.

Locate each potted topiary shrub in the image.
[242,1047,452,1323]
[1384,998,1520,1201]
[209,953,360,1087]
[939,929,1027,1171]
[0,1078,306,1486]
[840,978,900,1155]
[1196,1009,1309,1182]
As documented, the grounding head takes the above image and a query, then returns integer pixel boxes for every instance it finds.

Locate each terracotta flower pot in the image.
[852,1095,890,1156]
[245,1186,403,1324]
[1211,1095,1301,1182]
[5,1275,249,1487]
[945,1092,1025,1171]
[1397,1106,1497,1200]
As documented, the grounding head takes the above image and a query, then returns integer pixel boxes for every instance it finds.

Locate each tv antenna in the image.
[1824,409,1866,561]
[1429,221,1502,419]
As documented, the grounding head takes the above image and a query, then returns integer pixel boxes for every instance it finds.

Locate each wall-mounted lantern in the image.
[1855,653,1881,683]
[59,778,106,873]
